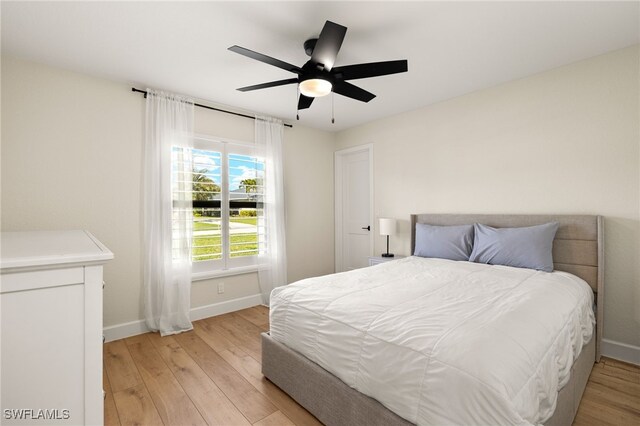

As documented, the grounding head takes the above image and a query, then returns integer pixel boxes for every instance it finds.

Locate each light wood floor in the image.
[104,306,640,426]
[573,356,640,425]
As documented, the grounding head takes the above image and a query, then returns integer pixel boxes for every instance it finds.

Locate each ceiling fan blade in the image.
[310,21,347,71]
[228,45,302,74]
[298,94,314,110]
[332,60,408,80]
[332,81,376,103]
[237,78,299,92]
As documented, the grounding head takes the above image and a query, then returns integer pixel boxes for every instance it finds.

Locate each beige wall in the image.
[3,45,639,350]
[1,55,335,328]
[335,45,640,348]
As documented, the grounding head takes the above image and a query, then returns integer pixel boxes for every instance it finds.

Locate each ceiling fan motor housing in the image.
[300,62,334,84]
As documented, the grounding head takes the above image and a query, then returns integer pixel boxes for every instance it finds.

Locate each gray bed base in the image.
[262,214,603,425]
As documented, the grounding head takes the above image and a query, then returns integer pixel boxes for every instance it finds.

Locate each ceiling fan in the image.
[228,20,408,121]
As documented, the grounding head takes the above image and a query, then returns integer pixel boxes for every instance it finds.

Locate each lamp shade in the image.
[379,218,397,236]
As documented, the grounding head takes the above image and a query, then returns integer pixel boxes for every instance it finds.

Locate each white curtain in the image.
[143,89,194,336]
[256,116,287,305]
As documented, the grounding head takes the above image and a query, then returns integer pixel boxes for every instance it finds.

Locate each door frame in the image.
[334,144,374,272]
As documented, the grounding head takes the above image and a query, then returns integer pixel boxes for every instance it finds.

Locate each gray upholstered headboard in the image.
[410,214,604,361]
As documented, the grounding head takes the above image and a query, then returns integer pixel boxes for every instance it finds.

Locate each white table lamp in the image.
[379,218,396,258]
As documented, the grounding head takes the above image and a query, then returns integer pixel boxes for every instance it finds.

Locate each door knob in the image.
[362,226,370,231]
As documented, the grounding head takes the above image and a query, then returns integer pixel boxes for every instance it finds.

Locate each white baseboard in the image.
[601,338,640,365]
[189,293,263,322]
[103,293,263,342]
[103,319,150,343]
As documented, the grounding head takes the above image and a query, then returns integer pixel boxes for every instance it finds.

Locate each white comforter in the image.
[270,257,595,426]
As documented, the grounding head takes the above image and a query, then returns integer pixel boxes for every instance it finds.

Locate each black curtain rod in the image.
[131,88,293,128]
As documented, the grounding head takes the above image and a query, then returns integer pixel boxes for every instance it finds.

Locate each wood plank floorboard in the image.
[235,306,270,330]
[112,384,164,426]
[104,340,144,392]
[127,336,207,426]
[152,337,251,425]
[253,411,296,426]
[574,357,640,426]
[193,320,236,353]
[104,391,122,426]
[103,369,121,426]
[204,314,263,363]
[218,345,323,426]
[174,331,277,423]
[104,306,639,425]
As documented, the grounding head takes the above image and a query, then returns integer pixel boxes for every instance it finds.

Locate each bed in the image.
[262,214,604,426]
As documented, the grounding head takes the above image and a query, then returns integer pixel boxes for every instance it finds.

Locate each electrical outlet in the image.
[217,282,224,294]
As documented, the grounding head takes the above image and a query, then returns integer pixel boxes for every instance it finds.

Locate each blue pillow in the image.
[468,222,559,272]
[414,223,474,261]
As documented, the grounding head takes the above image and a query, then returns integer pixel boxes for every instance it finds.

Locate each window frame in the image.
[186,134,265,281]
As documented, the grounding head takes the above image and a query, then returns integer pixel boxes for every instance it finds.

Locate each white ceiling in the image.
[2,1,638,132]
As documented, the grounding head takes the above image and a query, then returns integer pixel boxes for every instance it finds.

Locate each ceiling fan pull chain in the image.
[296,85,300,120]
[331,92,335,124]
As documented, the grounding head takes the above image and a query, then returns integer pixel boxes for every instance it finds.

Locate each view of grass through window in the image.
[189,148,265,262]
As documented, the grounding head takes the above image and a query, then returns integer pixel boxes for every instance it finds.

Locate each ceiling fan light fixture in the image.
[299,78,332,97]
[230,20,408,113]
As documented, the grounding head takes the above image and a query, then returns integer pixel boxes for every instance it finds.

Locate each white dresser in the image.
[1,230,113,425]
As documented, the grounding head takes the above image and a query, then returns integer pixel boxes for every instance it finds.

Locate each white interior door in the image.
[335,145,373,272]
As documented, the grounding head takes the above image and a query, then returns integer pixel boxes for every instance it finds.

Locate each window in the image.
[172,137,265,278]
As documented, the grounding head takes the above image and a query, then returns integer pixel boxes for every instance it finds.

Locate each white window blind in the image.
[192,148,223,261]
[172,137,266,275]
[227,152,266,258]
